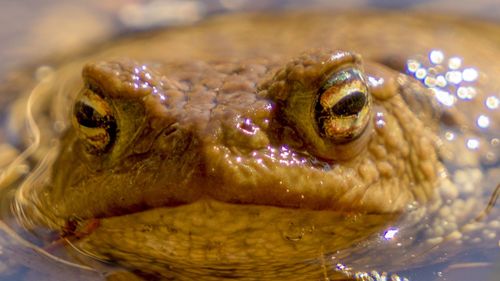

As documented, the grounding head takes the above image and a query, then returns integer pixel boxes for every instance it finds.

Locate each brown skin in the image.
[12,11,499,280]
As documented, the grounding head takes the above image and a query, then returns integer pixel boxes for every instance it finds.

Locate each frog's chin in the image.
[66,199,397,268]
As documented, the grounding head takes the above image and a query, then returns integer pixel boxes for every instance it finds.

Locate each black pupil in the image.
[75,101,105,128]
[331,91,366,116]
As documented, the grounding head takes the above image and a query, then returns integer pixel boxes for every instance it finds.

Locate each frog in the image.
[4,11,500,281]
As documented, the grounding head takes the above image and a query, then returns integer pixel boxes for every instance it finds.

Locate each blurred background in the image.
[0,0,499,77]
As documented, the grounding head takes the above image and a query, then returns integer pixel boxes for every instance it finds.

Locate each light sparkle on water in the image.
[433,88,456,107]
[477,115,490,128]
[445,131,455,141]
[436,75,447,87]
[445,70,462,84]
[486,96,499,109]
[424,76,436,87]
[383,228,399,240]
[466,138,480,150]
[415,68,427,80]
[406,49,496,138]
[457,86,477,100]
[407,59,420,73]
[448,57,462,69]
[429,50,444,64]
[462,68,478,82]
[407,50,478,108]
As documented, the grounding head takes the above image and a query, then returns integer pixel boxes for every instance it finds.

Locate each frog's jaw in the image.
[72,199,398,280]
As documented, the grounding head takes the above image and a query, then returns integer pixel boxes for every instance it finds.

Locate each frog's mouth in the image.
[56,199,398,271]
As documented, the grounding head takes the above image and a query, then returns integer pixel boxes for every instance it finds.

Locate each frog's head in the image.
[16,50,440,231]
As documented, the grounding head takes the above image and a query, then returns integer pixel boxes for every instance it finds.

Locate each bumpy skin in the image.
[12,12,500,280]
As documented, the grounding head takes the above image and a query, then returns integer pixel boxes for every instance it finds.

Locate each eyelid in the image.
[76,89,112,117]
[322,68,365,90]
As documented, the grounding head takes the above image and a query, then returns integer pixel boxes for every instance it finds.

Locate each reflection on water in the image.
[407,49,498,164]
[0,1,499,281]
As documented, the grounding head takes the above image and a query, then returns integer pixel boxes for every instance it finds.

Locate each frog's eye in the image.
[72,89,117,154]
[314,68,371,143]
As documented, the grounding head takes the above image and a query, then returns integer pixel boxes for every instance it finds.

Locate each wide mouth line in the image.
[71,195,398,225]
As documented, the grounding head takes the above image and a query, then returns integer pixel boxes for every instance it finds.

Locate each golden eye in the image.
[315,68,371,143]
[72,89,117,154]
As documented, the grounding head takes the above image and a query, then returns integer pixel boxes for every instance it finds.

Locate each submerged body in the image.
[3,11,499,280]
